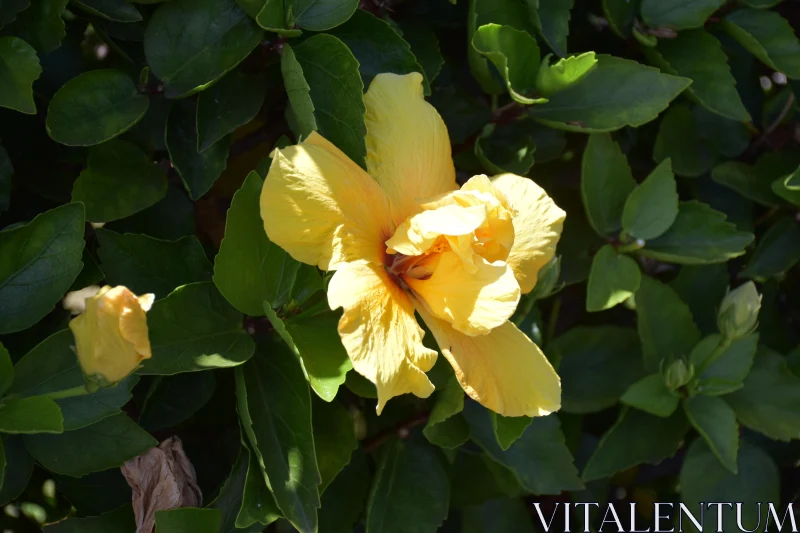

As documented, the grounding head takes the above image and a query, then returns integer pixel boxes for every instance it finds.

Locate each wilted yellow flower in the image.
[69,285,154,386]
[260,73,565,416]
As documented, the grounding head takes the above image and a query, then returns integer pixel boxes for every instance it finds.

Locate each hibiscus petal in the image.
[417,306,561,417]
[364,72,457,225]
[491,173,566,294]
[385,203,486,257]
[405,251,520,336]
[261,132,394,270]
[328,262,437,413]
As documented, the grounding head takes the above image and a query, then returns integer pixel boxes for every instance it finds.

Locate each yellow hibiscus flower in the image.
[260,72,566,417]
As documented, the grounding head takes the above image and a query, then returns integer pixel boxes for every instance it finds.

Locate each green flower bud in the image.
[717,282,762,341]
[663,359,694,390]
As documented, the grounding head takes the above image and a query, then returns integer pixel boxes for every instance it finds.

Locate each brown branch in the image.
[748,92,796,156]
[362,411,430,452]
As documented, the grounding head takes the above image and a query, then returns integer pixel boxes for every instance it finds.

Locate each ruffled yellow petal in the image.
[491,173,566,294]
[405,251,520,336]
[261,132,394,270]
[364,73,457,225]
[385,203,487,257]
[328,262,437,413]
[416,306,561,417]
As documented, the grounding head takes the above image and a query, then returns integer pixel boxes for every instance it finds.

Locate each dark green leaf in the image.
[684,395,739,473]
[0,145,10,214]
[138,372,215,431]
[622,159,678,240]
[742,216,800,279]
[107,184,195,241]
[42,504,135,533]
[58,377,138,431]
[0,342,11,396]
[653,104,718,178]
[54,469,132,516]
[9,330,79,397]
[144,0,263,98]
[0,0,30,28]
[46,70,149,147]
[235,445,280,528]
[581,133,636,237]
[293,34,366,167]
[491,414,532,451]
[602,0,640,37]
[313,397,357,492]
[0,203,84,334]
[423,373,469,449]
[472,23,542,104]
[621,374,679,417]
[670,264,729,334]
[551,326,644,413]
[72,0,141,22]
[530,0,573,57]
[236,346,320,533]
[474,121,536,176]
[680,439,779,533]
[166,100,231,201]
[529,55,691,132]
[197,70,265,152]
[0,396,63,434]
[712,156,792,207]
[319,451,370,533]
[641,0,725,30]
[723,8,800,79]
[365,440,450,533]
[398,22,443,84]
[213,172,301,315]
[139,282,254,375]
[210,448,262,533]
[4,0,68,54]
[0,436,33,504]
[281,44,317,141]
[24,413,156,477]
[72,140,167,223]
[586,244,641,312]
[462,497,535,533]
[639,201,754,264]
[690,334,758,394]
[155,508,222,533]
[292,0,358,31]
[582,408,688,481]
[0,36,41,114]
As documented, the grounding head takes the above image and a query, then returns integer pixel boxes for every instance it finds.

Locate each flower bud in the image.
[717,282,761,341]
[663,359,694,390]
[69,285,155,388]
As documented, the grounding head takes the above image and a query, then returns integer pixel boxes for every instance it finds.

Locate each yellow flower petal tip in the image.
[69,285,154,386]
[260,72,566,416]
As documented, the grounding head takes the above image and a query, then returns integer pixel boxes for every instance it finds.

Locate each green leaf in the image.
[621,374,679,417]
[464,402,583,494]
[742,216,800,279]
[213,172,302,315]
[46,70,148,147]
[138,372,216,432]
[639,201,754,265]
[210,449,260,533]
[772,169,800,206]
[139,282,254,375]
[0,0,30,28]
[602,0,640,37]
[0,396,63,434]
[680,439,779,533]
[586,245,641,312]
[725,351,800,441]
[292,0,358,31]
[24,413,156,477]
[235,445,281,529]
[4,0,69,54]
[9,330,80,398]
[0,36,41,114]
[319,451,371,533]
[423,373,468,449]
[144,0,263,98]
[166,100,231,201]
[155,508,222,533]
[690,334,758,395]
[398,22,444,84]
[529,55,691,132]
[472,24,542,104]
[236,346,320,533]
[0,145,10,215]
[635,276,701,372]
[293,34,366,168]
[582,408,689,482]
[670,264,729,335]
[42,504,136,533]
[491,414,532,451]
[53,469,132,516]
[474,121,536,176]
[536,52,597,98]
[712,155,792,207]
[330,10,429,95]
[581,133,636,237]
[196,70,265,152]
[530,0,573,57]
[622,159,678,240]
[107,184,195,241]
[264,304,352,402]
[0,436,33,505]
[281,44,317,141]
[0,342,11,396]
[313,397,357,492]
[645,30,750,121]
[653,104,718,178]
[365,440,450,533]
[58,377,138,431]
[71,140,167,223]
[0,203,85,334]
[641,0,725,30]
[551,326,644,413]
[96,228,212,299]
[723,8,800,79]
[684,395,739,473]
[72,0,141,21]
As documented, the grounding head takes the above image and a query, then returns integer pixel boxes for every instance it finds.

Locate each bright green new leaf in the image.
[0,203,84,334]
[641,0,725,30]
[621,374,679,417]
[581,133,636,237]
[684,395,739,473]
[72,140,167,223]
[622,158,679,240]
[535,52,597,98]
[0,36,41,114]
[139,282,254,375]
[0,396,63,434]
[723,8,800,79]
[472,24,543,105]
[144,0,263,98]
[586,244,641,312]
[742,216,800,279]
[196,70,265,152]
